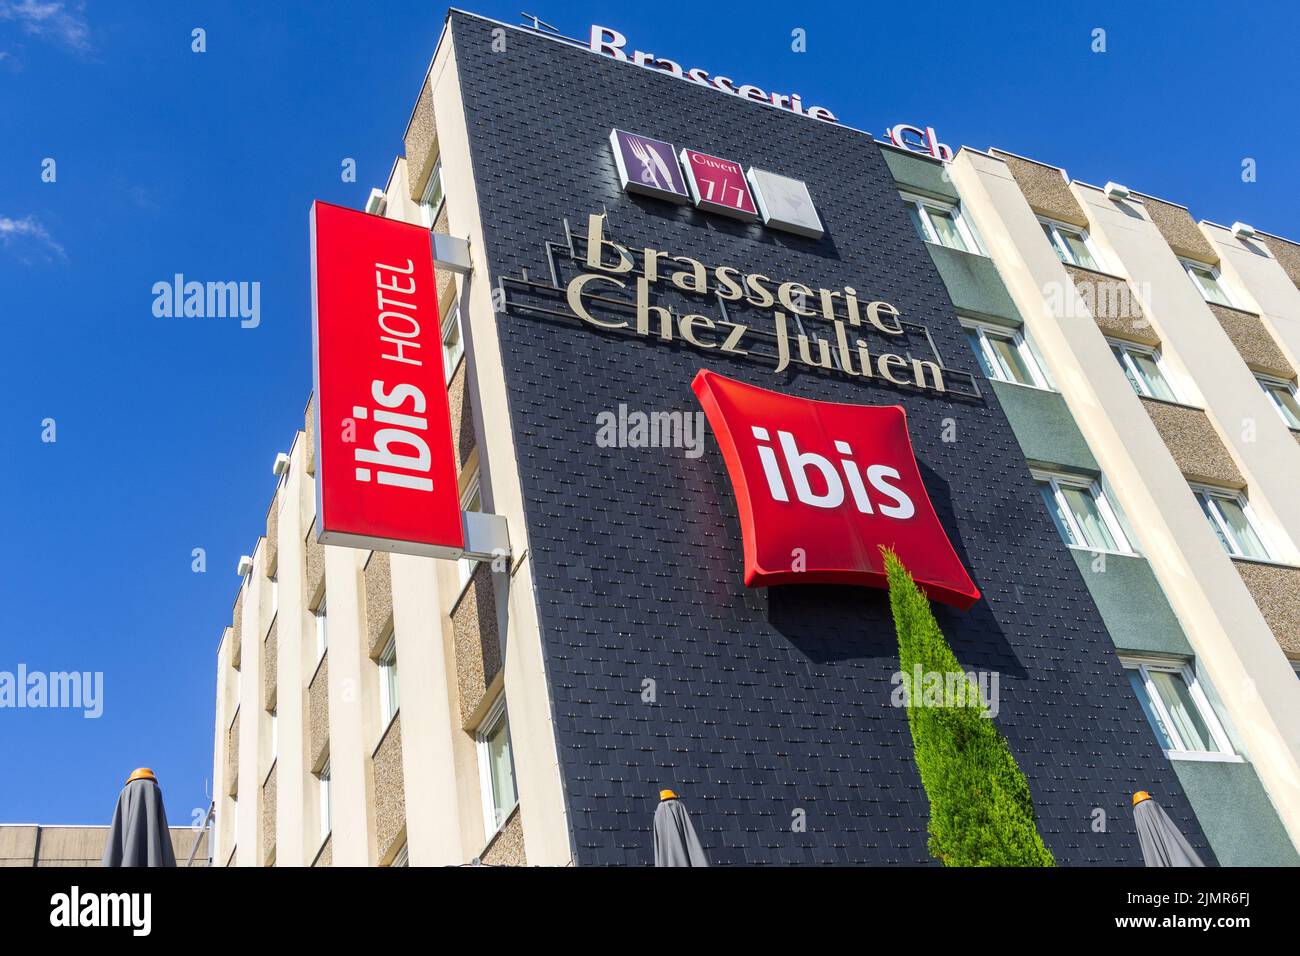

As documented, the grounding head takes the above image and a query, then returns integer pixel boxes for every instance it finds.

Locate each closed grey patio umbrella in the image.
[1132,791,1204,867]
[653,789,709,867]
[102,768,177,867]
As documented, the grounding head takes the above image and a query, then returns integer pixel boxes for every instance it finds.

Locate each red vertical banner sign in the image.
[310,200,465,557]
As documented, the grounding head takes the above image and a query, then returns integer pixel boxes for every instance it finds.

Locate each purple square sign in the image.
[610,129,689,204]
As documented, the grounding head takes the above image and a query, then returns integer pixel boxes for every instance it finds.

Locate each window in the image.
[442,297,464,381]
[318,759,332,842]
[314,597,328,663]
[1181,259,1233,306]
[1109,339,1179,402]
[1040,218,1101,270]
[418,158,444,228]
[391,843,409,867]
[377,632,399,728]
[1258,375,1300,430]
[963,322,1051,389]
[1193,486,1272,560]
[1122,660,1233,759]
[476,696,518,838]
[901,193,982,254]
[458,477,482,591]
[269,574,278,617]
[269,708,278,761]
[1034,472,1133,554]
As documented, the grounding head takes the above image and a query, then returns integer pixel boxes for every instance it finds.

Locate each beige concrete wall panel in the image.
[262,617,278,711]
[992,151,1087,226]
[262,763,277,865]
[305,521,324,605]
[480,807,526,866]
[1140,195,1218,263]
[1138,398,1244,486]
[1233,560,1300,657]
[364,550,394,657]
[226,709,240,797]
[1209,303,1295,377]
[176,829,207,867]
[452,563,501,727]
[265,494,279,577]
[1261,234,1300,288]
[434,204,456,307]
[231,590,243,668]
[372,715,406,863]
[1064,264,1157,344]
[308,654,330,772]
[0,827,37,864]
[448,362,476,471]
[34,828,107,865]
[305,395,317,475]
[405,80,438,200]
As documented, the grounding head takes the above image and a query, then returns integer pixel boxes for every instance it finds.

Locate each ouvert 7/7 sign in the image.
[310,201,464,557]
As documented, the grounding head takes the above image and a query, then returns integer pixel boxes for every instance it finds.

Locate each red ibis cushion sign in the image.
[692,370,980,609]
[310,201,464,556]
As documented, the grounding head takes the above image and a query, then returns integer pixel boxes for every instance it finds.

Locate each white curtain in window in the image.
[1149,671,1216,752]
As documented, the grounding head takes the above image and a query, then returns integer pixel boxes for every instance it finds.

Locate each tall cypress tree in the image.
[883,548,1055,867]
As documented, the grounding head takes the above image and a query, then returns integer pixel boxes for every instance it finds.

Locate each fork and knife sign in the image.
[628,137,675,189]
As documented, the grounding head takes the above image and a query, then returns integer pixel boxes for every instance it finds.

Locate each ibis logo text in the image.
[751,427,914,518]
[352,379,436,492]
[692,370,980,609]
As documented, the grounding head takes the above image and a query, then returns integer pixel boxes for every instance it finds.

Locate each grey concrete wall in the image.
[991,382,1098,472]
[1069,551,1192,657]
[1171,759,1299,866]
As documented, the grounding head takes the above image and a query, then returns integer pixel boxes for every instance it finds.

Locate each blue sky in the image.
[0,0,1296,825]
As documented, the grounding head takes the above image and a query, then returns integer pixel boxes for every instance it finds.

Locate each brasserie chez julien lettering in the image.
[551,213,950,393]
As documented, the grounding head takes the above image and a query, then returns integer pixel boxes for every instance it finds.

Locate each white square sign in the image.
[746,167,824,239]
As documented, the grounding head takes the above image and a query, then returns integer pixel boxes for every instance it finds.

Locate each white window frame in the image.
[899,192,984,255]
[1179,258,1236,307]
[390,843,409,867]
[377,631,398,730]
[269,573,278,617]
[1032,470,1135,556]
[318,759,332,843]
[314,597,328,663]
[1039,216,1103,271]
[475,694,518,842]
[418,157,445,228]
[1107,338,1182,403]
[1256,374,1300,430]
[1121,658,1237,761]
[457,475,481,592]
[441,295,464,382]
[962,319,1053,390]
[270,707,277,761]
[1191,485,1273,561]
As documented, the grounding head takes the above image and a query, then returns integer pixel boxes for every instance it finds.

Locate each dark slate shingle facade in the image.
[449,11,1211,866]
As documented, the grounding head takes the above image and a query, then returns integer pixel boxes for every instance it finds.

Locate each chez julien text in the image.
[567,214,947,392]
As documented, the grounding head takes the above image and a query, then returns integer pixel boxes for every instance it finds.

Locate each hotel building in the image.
[209,9,1299,866]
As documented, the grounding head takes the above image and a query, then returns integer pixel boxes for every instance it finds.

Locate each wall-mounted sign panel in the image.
[609,129,689,203]
[679,149,758,221]
[310,201,464,558]
[692,369,980,609]
[746,167,824,239]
